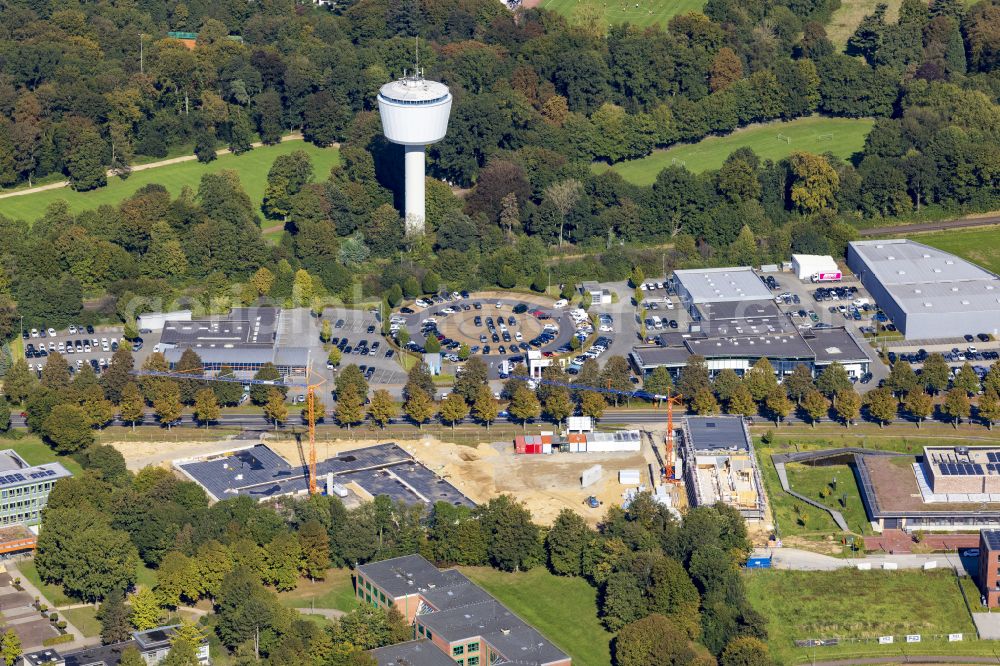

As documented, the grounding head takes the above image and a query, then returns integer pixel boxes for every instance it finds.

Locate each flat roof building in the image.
[682,417,765,521]
[672,267,772,305]
[357,554,570,666]
[630,326,870,379]
[175,443,474,507]
[847,239,1000,339]
[159,307,309,377]
[0,450,71,528]
[979,530,1000,607]
[22,625,209,666]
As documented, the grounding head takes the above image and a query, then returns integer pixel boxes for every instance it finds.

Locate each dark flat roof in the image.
[360,556,570,665]
[357,554,465,598]
[685,417,750,452]
[801,327,870,363]
[420,599,568,664]
[177,443,474,507]
[371,640,457,666]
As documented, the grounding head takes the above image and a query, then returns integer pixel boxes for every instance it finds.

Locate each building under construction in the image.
[681,417,766,521]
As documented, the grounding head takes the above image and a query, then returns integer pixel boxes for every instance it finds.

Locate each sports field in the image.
[0,140,340,224]
[539,0,704,28]
[746,568,983,664]
[599,116,873,185]
[906,227,1000,276]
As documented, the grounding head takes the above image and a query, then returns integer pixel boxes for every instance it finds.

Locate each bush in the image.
[56,620,67,630]
[43,634,74,647]
[49,613,58,622]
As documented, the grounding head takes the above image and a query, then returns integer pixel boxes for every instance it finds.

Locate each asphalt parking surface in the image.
[22,325,126,377]
[323,308,408,388]
[396,295,578,379]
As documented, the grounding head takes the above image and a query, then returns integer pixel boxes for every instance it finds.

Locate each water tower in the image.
[377,73,452,235]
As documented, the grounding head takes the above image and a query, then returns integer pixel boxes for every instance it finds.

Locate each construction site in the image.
[681,416,767,522]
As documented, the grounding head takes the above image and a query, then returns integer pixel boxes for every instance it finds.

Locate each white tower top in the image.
[378,74,452,147]
[377,73,453,236]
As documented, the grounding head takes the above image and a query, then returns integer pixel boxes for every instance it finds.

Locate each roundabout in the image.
[391,292,582,377]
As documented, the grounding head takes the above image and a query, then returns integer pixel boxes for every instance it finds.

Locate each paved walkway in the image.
[757,547,971,572]
[865,530,979,554]
[859,215,1000,237]
[5,562,93,651]
[0,133,309,200]
[813,656,1000,665]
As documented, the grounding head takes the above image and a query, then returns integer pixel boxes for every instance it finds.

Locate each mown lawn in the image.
[906,227,1000,276]
[757,448,871,538]
[278,568,358,612]
[62,606,101,637]
[0,140,340,224]
[461,566,612,666]
[540,0,705,28]
[745,569,982,664]
[599,116,873,184]
[0,435,83,476]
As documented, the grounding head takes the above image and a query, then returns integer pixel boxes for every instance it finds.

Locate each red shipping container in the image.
[515,436,526,454]
[526,442,542,454]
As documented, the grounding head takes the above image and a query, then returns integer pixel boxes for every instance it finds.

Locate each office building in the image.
[0,450,71,528]
[22,625,209,666]
[158,307,309,378]
[357,555,570,666]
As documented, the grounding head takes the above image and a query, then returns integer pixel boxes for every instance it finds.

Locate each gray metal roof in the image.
[371,640,457,666]
[630,346,691,369]
[685,333,813,359]
[685,416,750,452]
[849,240,1000,316]
[674,267,772,303]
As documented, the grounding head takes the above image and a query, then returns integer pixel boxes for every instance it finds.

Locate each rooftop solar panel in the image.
[985,531,1000,550]
[976,464,985,475]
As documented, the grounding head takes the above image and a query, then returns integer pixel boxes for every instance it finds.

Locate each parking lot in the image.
[22,323,126,377]
[394,292,579,379]
[322,308,407,388]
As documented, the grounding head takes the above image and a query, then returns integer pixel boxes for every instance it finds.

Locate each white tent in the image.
[792,254,838,280]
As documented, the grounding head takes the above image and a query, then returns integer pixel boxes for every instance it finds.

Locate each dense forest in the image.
[4,0,1000,333]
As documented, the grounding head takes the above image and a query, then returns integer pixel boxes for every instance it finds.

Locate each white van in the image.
[553,299,568,309]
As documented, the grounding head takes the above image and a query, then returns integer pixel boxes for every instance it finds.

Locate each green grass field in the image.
[904,227,1000,276]
[278,568,358,612]
[599,116,874,185]
[540,0,705,28]
[0,435,83,477]
[759,454,872,538]
[461,566,612,666]
[62,606,101,637]
[0,140,340,225]
[745,569,982,664]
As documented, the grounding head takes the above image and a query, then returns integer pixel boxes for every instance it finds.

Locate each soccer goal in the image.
[776,133,790,144]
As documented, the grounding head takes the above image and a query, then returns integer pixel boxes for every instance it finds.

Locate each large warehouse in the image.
[846,239,1000,339]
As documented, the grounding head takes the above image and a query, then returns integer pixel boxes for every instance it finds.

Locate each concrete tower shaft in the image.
[377,76,453,235]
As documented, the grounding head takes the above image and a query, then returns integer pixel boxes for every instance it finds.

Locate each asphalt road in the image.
[859,215,1000,236]
[5,408,981,432]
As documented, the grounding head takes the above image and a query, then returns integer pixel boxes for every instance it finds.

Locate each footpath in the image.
[0,132,307,200]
